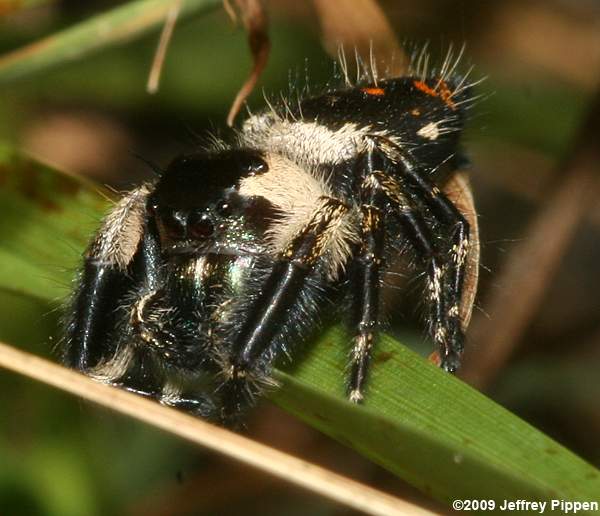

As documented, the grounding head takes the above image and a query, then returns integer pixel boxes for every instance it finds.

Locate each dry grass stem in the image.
[0,341,437,516]
[461,90,600,388]
[147,0,182,94]
[226,0,270,126]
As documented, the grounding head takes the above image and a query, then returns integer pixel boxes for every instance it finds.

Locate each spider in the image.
[63,54,478,427]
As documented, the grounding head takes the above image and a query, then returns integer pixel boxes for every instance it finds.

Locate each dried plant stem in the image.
[147,0,182,94]
[0,341,436,516]
[225,0,270,126]
[461,90,600,388]
[0,0,221,84]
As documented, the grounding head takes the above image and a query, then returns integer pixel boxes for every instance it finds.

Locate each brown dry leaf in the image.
[225,0,270,126]
[312,0,406,79]
[428,171,480,366]
[444,171,480,330]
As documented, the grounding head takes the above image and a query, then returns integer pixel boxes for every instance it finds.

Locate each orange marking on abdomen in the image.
[413,79,456,110]
[437,80,457,110]
[361,87,385,96]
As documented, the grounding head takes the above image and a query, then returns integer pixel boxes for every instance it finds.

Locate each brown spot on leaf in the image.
[374,351,395,364]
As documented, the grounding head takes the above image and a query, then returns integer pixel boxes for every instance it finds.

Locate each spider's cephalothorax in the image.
[64,65,477,426]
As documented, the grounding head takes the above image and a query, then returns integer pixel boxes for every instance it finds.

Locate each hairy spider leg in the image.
[66,188,219,419]
[219,197,349,424]
[395,152,469,370]
[346,152,387,403]
[345,152,450,401]
[65,186,150,371]
[373,142,470,372]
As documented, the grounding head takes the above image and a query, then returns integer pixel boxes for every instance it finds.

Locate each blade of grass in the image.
[0,0,221,84]
[271,329,600,506]
[1,145,599,511]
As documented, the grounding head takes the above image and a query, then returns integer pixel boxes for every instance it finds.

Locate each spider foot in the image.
[348,388,365,404]
[440,350,462,374]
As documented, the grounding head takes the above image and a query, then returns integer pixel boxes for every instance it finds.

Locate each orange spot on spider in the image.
[413,79,457,110]
[413,80,436,97]
[428,351,442,367]
[411,108,421,116]
[437,80,457,110]
[361,87,385,96]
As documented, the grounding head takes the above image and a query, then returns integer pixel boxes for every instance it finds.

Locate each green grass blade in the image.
[1,145,599,511]
[0,0,221,84]
[0,144,110,302]
[272,329,600,506]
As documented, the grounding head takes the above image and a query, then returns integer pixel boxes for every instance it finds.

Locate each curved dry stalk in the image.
[147,0,183,94]
[225,0,270,126]
[0,340,437,516]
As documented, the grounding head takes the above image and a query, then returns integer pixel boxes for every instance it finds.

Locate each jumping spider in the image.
[64,54,478,427]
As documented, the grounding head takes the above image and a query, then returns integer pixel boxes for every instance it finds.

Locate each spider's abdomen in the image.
[241,76,471,183]
[299,77,469,170]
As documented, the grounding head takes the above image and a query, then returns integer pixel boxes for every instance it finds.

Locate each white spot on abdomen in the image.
[417,122,440,140]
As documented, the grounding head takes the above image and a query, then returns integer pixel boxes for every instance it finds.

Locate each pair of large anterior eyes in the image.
[154,198,234,242]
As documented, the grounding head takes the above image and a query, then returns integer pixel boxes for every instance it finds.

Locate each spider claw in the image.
[348,388,364,404]
[440,352,462,374]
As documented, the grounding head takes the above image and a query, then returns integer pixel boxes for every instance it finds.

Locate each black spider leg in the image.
[63,188,191,410]
[364,168,454,374]
[64,187,150,371]
[124,225,219,419]
[373,138,470,371]
[65,187,217,419]
[219,197,349,424]
[346,155,386,403]
[397,156,469,371]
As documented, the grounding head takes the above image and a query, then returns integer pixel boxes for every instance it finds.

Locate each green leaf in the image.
[273,331,600,505]
[0,0,221,84]
[1,145,599,510]
[0,143,110,302]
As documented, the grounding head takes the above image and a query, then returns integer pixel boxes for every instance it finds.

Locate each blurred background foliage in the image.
[0,0,599,514]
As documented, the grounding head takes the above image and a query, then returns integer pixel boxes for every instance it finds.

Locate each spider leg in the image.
[370,140,470,371]
[346,146,452,400]
[64,186,150,370]
[66,187,219,419]
[102,348,218,419]
[394,153,470,371]
[398,201,457,367]
[347,159,386,402]
[219,196,350,423]
[370,169,457,369]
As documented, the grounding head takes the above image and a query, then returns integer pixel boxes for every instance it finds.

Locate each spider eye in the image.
[239,153,268,176]
[159,209,186,239]
[215,199,232,217]
[187,212,214,239]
